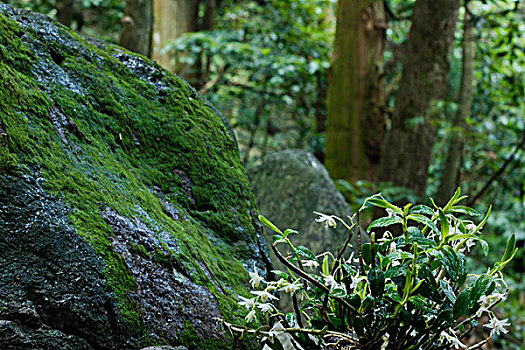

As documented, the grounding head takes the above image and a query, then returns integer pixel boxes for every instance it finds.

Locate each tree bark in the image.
[325,0,386,183]
[152,0,199,73]
[437,3,475,205]
[377,0,461,200]
[56,0,74,28]
[120,0,153,57]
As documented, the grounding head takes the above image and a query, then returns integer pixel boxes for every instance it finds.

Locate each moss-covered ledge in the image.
[0,4,269,349]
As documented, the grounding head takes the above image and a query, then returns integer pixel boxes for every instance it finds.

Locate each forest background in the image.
[3,0,523,348]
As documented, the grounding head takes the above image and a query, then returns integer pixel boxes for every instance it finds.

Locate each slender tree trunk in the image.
[152,0,199,73]
[314,70,327,163]
[56,0,74,27]
[325,0,386,183]
[377,0,461,200]
[120,0,153,57]
[437,3,475,205]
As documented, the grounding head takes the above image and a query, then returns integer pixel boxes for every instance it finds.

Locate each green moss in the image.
[0,10,261,347]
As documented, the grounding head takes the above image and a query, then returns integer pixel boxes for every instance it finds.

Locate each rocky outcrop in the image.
[0,5,268,349]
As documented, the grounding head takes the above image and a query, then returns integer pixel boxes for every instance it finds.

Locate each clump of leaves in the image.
[220,189,517,350]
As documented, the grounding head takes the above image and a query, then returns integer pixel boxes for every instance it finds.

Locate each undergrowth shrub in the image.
[220,189,517,350]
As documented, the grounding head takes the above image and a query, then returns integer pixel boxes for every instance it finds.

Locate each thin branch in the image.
[467,134,525,206]
[272,242,360,315]
[291,294,304,328]
[199,66,227,95]
[467,337,490,350]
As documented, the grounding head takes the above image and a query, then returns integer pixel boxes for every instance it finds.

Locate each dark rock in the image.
[0,4,268,349]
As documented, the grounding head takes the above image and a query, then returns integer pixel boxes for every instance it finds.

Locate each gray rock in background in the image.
[249,150,358,280]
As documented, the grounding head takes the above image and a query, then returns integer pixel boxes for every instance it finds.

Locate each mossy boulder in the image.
[0,5,269,349]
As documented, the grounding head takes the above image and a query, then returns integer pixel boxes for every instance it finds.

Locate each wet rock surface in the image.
[0,4,266,349]
[0,176,121,349]
[102,208,223,345]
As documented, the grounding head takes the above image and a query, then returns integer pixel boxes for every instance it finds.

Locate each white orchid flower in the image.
[484,316,510,336]
[313,211,337,228]
[302,259,319,269]
[238,295,256,310]
[279,280,302,294]
[251,290,278,303]
[321,273,340,290]
[257,303,275,314]
[249,262,264,288]
[349,272,367,290]
[439,330,466,349]
[245,308,256,323]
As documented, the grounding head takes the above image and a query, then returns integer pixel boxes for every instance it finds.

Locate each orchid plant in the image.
[219,189,517,349]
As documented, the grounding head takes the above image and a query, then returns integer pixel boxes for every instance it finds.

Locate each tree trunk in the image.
[56,0,74,28]
[437,4,475,205]
[377,0,461,200]
[325,0,386,183]
[314,70,327,163]
[152,0,199,73]
[120,0,153,57]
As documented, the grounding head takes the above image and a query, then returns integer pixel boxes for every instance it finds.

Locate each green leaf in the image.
[447,206,480,216]
[361,243,372,266]
[295,246,317,262]
[272,234,284,243]
[259,215,283,235]
[286,313,297,327]
[384,264,406,279]
[438,247,459,279]
[410,205,434,216]
[471,206,492,235]
[469,274,490,308]
[367,216,403,231]
[453,288,471,319]
[365,197,403,215]
[368,269,386,299]
[382,251,413,269]
[440,280,456,303]
[407,227,437,247]
[407,214,440,234]
[353,317,365,337]
[322,255,329,276]
[443,188,461,211]
[284,228,299,236]
[347,293,361,309]
[409,295,435,314]
[480,240,489,256]
[385,286,403,303]
[361,295,375,312]
[439,209,449,239]
[502,234,516,262]
[271,270,290,280]
[417,265,438,298]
